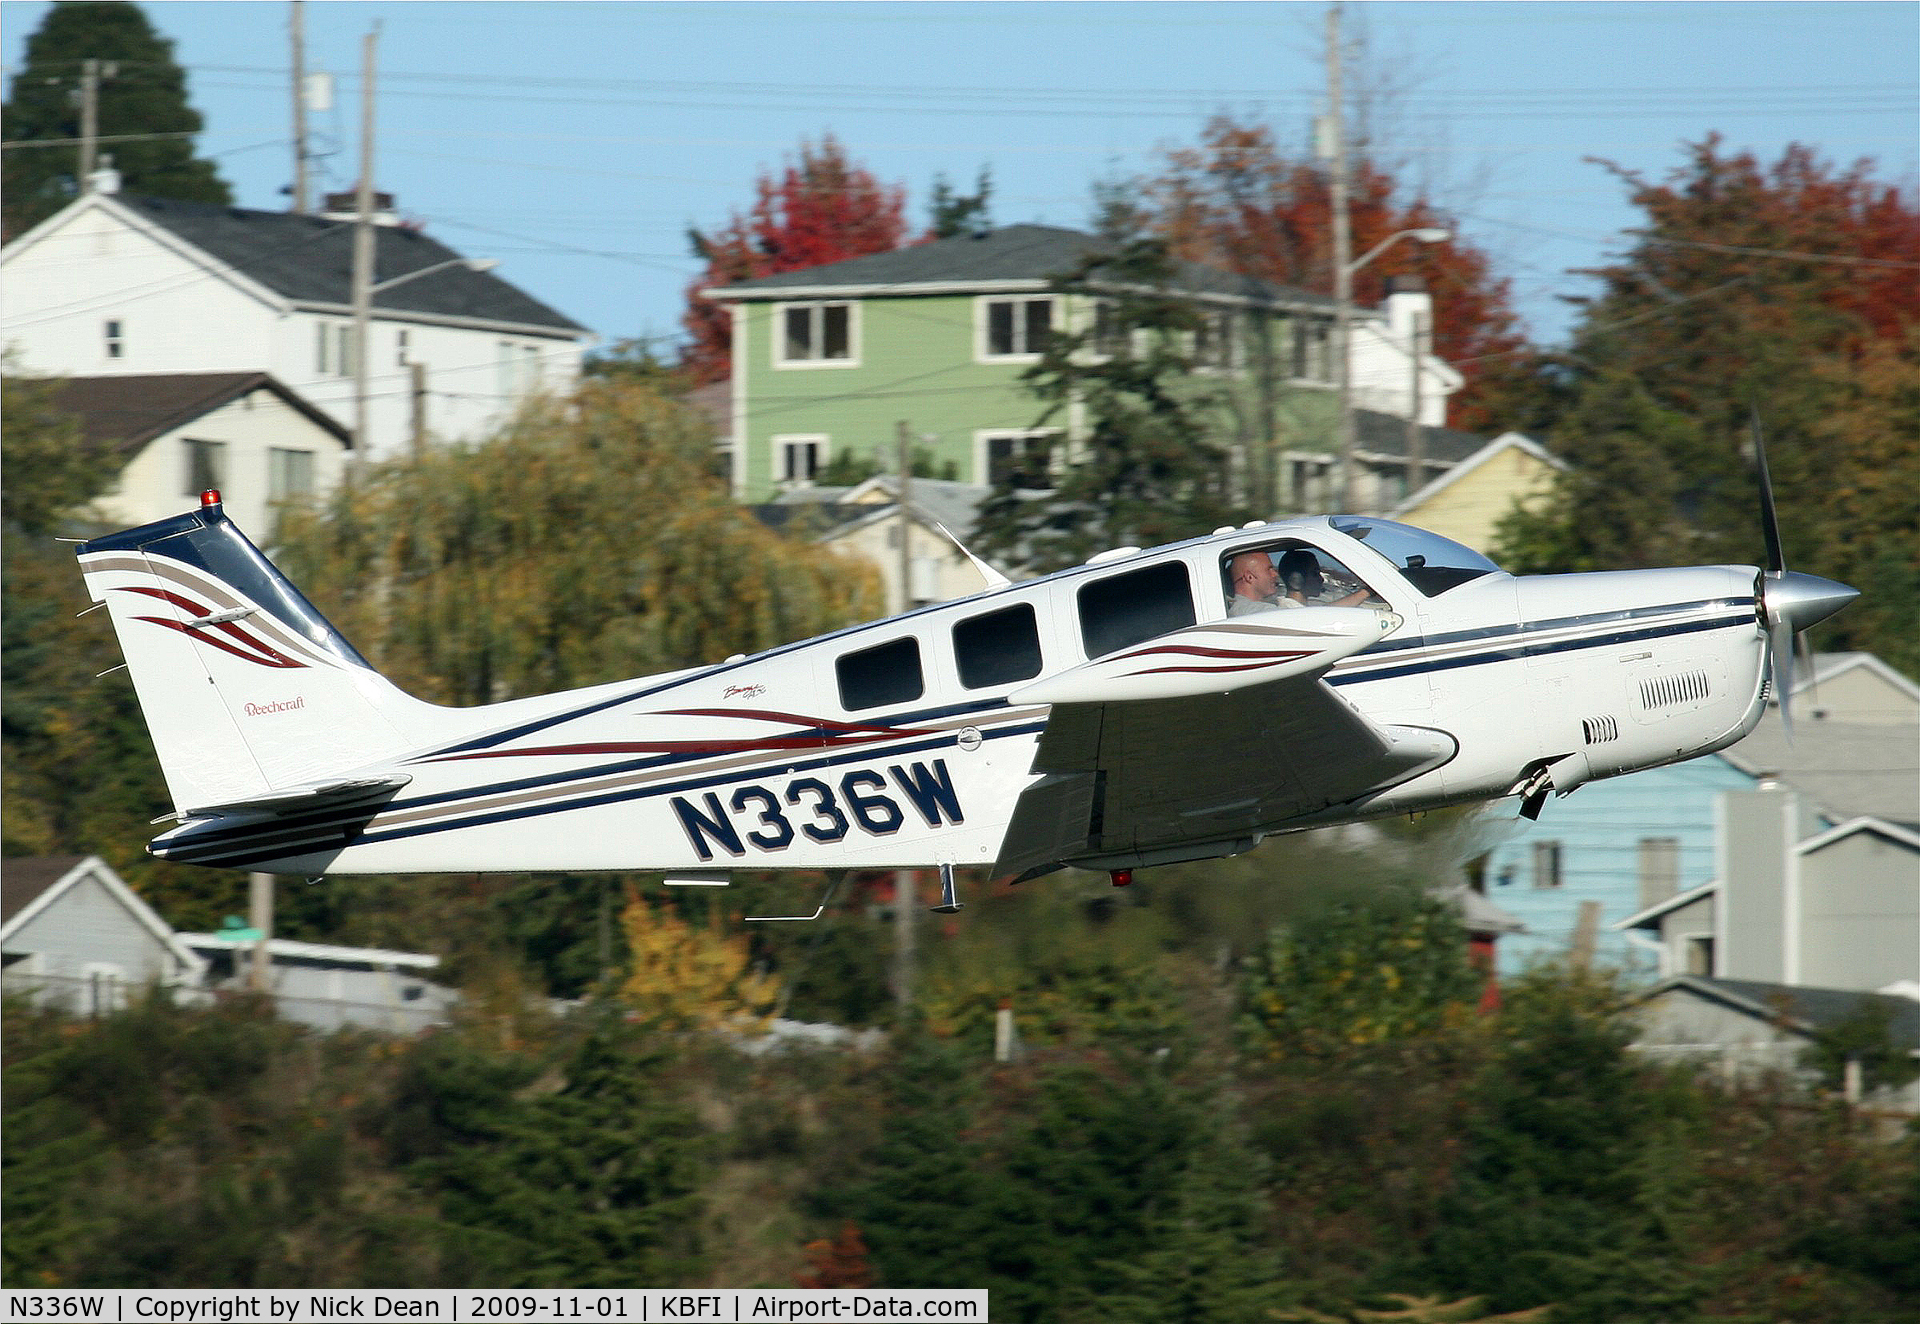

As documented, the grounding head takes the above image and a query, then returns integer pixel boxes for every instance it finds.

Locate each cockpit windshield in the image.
[1329,518,1501,597]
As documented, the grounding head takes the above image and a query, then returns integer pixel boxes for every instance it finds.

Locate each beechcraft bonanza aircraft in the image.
[77,462,1855,915]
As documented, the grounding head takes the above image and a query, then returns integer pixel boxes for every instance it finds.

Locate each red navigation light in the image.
[200,489,222,508]
[1110,869,1134,888]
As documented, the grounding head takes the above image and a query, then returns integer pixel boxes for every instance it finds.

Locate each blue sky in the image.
[6,1,1915,355]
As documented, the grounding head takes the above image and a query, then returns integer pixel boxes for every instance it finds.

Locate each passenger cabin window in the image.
[1221,541,1384,616]
[953,603,1043,690]
[1078,561,1195,659]
[1329,517,1499,596]
[837,637,924,711]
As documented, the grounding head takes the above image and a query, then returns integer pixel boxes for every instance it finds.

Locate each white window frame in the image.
[268,447,316,504]
[976,294,1054,363]
[104,318,124,360]
[773,301,858,368]
[1532,840,1564,890]
[773,433,829,487]
[183,437,227,497]
[82,961,127,1017]
[976,428,1063,488]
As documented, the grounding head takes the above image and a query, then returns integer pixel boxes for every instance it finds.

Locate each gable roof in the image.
[0,855,207,979]
[1641,975,1920,1047]
[50,372,351,455]
[2,855,87,926]
[706,223,1338,312]
[102,194,588,335]
[1390,431,1563,516]
[1349,408,1490,467]
[1719,718,1920,823]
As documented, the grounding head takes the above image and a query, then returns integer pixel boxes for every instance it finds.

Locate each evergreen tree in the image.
[3,1,232,236]
[927,167,992,238]
[973,234,1246,574]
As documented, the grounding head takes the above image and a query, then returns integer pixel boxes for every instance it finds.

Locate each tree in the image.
[1493,140,1919,671]
[927,167,992,239]
[1138,115,1537,435]
[3,1,232,236]
[681,135,909,385]
[617,889,778,1034]
[274,376,881,706]
[972,234,1246,574]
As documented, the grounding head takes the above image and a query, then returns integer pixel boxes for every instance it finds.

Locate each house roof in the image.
[1719,718,1920,823]
[1390,431,1563,518]
[1788,651,1920,713]
[1640,975,1920,1047]
[706,223,1338,312]
[1349,408,1490,466]
[50,371,351,455]
[1611,879,1720,933]
[109,194,589,335]
[2,856,87,925]
[177,933,441,970]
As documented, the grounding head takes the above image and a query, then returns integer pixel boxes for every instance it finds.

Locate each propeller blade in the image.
[1751,409,1786,576]
[1772,608,1796,742]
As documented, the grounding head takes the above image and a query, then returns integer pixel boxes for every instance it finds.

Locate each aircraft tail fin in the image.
[76,490,426,817]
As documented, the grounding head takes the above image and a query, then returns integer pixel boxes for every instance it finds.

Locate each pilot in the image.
[1277,548,1376,609]
[1227,550,1301,616]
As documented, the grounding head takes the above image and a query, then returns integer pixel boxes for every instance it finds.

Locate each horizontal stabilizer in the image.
[1010,607,1401,706]
[183,775,412,821]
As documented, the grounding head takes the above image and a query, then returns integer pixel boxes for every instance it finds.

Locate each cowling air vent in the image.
[1639,669,1711,711]
[1581,714,1620,745]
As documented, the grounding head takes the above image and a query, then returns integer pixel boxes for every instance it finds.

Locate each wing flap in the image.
[180,774,412,821]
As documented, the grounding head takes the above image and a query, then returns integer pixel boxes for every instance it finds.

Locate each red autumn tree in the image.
[681,135,909,385]
[1140,115,1536,434]
[796,1220,874,1289]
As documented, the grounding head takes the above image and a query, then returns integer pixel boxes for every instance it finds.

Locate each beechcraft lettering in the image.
[672,759,966,861]
[74,448,1854,915]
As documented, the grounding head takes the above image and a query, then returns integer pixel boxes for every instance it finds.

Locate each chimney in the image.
[1384,274,1431,347]
[89,152,122,195]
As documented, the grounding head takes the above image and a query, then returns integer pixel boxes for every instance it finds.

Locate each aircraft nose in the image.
[1764,570,1859,633]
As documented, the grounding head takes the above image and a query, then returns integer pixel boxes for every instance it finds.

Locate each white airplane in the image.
[76,475,1854,913]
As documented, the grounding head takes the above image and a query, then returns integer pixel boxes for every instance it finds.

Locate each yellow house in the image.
[1391,431,1564,557]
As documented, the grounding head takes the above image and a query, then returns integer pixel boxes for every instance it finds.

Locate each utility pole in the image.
[351,24,379,466]
[289,0,310,213]
[1327,4,1357,514]
[895,420,914,614]
[1406,302,1425,495]
[893,420,917,1014]
[410,361,428,456]
[248,872,274,993]
[78,58,101,189]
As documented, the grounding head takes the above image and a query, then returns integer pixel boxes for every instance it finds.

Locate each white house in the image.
[51,370,350,535]
[1,856,205,1015]
[0,187,592,462]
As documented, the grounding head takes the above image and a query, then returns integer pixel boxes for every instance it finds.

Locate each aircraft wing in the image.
[992,612,1454,881]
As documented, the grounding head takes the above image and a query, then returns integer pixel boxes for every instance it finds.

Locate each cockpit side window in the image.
[1221,541,1384,616]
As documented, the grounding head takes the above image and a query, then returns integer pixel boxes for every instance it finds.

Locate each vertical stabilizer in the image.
[77,491,419,814]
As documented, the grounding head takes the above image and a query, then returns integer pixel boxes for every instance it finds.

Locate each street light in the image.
[1334,227,1450,513]
[351,255,498,462]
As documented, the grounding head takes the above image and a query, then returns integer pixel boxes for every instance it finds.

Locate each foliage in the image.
[617,889,779,1033]
[1,365,120,535]
[796,1221,873,1288]
[927,167,993,239]
[681,135,909,385]
[973,233,1247,573]
[1494,138,1919,672]
[274,375,880,705]
[1136,114,1538,435]
[1240,890,1483,1062]
[3,1,232,236]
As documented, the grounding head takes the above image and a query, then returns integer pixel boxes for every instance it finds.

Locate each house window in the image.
[982,429,1058,489]
[982,296,1052,359]
[837,636,924,712]
[1091,299,1128,357]
[1078,560,1195,660]
[775,435,826,486]
[104,319,124,359]
[1194,308,1240,369]
[1291,317,1331,382]
[953,603,1043,690]
[1684,935,1715,976]
[82,962,126,1017]
[268,448,315,504]
[779,302,853,364]
[316,322,353,377]
[183,439,226,497]
[396,328,410,366]
[1638,837,1680,911]
[1532,841,1563,889]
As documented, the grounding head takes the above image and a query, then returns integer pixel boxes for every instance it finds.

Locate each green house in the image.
[703,223,1465,509]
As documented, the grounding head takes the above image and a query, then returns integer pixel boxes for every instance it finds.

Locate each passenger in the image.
[1226,550,1300,616]
[1277,548,1375,608]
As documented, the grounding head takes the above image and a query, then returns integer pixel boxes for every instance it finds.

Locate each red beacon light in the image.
[200,489,223,509]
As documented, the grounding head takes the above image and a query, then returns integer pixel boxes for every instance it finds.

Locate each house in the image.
[1629,975,1920,1109]
[1390,431,1566,557]
[1482,655,1920,977]
[179,931,457,1035]
[50,370,350,535]
[1779,651,1920,725]
[703,223,1461,507]
[0,186,591,461]
[756,475,1004,612]
[0,854,455,1033]
[1,855,205,1015]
